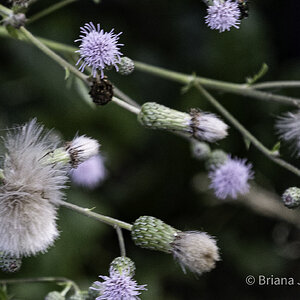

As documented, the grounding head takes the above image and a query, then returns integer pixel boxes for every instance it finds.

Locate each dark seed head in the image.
[89,77,113,105]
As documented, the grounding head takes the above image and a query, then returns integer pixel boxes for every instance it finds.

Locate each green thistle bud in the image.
[282,187,300,209]
[138,103,228,142]
[87,284,101,300]
[45,291,65,300]
[118,57,135,75]
[131,216,180,253]
[110,256,136,277]
[191,141,211,160]
[205,149,228,170]
[131,216,220,275]
[67,293,84,300]
[0,253,22,273]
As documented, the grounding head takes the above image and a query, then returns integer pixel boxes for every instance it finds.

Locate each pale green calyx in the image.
[0,252,22,273]
[205,149,228,170]
[110,256,136,277]
[118,57,135,75]
[45,291,65,300]
[138,102,228,142]
[282,187,300,209]
[131,216,180,253]
[41,148,71,166]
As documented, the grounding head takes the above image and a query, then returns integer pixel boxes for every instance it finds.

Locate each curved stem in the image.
[113,85,141,109]
[56,199,133,231]
[0,4,12,17]
[251,81,300,90]
[27,0,78,25]
[195,84,300,177]
[19,26,88,83]
[115,226,126,257]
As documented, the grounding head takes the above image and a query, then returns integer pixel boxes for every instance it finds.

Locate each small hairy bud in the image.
[118,57,135,75]
[131,216,219,275]
[89,77,113,105]
[0,253,22,273]
[191,141,211,160]
[282,187,300,209]
[66,136,100,168]
[3,13,26,28]
[110,256,136,277]
[45,291,65,300]
[138,102,228,143]
[205,149,228,170]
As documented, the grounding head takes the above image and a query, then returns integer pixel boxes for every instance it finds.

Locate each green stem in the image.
[19,26,88,83]
[113,85,141,108]
[195,84,300,177]
[56,199,133,231]
[0,4,12,17]
[112,96,140,114]
[251,81,300,90]
[133,61,300,107]
[115,226,126,257]
[27,0,78,25]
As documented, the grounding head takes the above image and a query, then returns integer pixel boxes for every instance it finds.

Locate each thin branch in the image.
[194,83,300,177]
[112,96,140,115]
[113,85,140,109]
[27,0,78,25]
[56,199,133,231]
[251,81,300,90]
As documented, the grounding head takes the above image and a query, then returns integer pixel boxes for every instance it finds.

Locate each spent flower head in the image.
[0,120,68,257]
[205,0,241,33]
[275,110,300,157]
[209,157,253,199]
[75,22,123,78]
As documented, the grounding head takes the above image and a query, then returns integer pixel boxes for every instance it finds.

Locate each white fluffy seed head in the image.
[171,231,220,275]
[0,120,68,257]
[190,110,229,142]
[66,136,100,167]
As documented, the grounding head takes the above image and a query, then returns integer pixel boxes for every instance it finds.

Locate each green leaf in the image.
[0,286,9,300]
[244,137,251,150]
[271,141,281,156]
[246,63,269,85]
[5,25,19,39]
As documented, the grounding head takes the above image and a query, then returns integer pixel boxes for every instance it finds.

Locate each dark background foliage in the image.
[0,0,300,299]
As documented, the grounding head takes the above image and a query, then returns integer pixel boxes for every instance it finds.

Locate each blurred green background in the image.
[1,0,300,299]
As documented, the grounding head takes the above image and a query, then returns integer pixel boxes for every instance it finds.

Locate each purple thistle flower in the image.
[205,0,241,33]
[209,157,253,199]
[70,155,106,189]
[75,22,123,78]
[91,267,147,300]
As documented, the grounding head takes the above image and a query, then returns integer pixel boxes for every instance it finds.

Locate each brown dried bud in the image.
[89,77,113,105]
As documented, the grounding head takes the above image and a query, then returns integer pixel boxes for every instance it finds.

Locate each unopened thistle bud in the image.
[0,253,22,273]
[282,187,300,209]
[205,149,228,170]
[138,102,228,142]
[131,216,220,275]
[110,256,136,277]
[45,291,65,300]
[66,136,100,168]
[89,77,113,105]
[191,141,211,160]
[118,57,135,75]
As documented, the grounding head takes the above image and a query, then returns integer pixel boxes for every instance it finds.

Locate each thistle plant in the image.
[0,0,300,299]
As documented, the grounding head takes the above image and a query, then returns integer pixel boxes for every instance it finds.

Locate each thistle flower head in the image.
[0,120,68,257]
[70,154,106,189]
[191,141,211,160]
[190,109,229,142]
[171,231,220,275]
[118,57,135,75]
[66,135,100,168]
[205,0,241,33]
[205,149,228,170]
[75,22,123,78]
[275,110,300,157]
[138,102,228,143]
[131,216,219,275]
[282,187,300,209]
[209,157,253,199]
[91,258,147,300]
